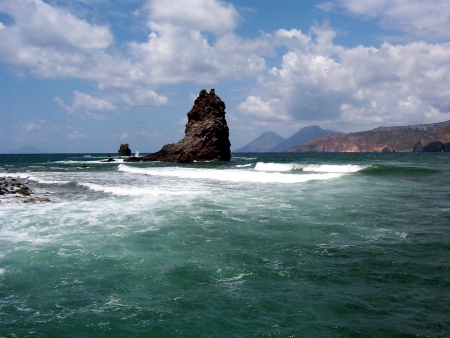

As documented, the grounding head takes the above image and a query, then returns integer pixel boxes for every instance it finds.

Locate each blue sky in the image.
[1,0,450,153]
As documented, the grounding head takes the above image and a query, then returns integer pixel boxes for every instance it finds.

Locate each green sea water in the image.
[0,153,449,337]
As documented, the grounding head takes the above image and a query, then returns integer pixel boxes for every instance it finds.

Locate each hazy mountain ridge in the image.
[234,132,285,152]
[9,145,46,154]
[284,120,450,153]
[234,126,342,152]
[271,126,343,152]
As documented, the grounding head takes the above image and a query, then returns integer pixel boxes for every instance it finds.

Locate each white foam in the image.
[79,182,206,197]
[235,164,252,168]
[118,164,343,184]
[0,268,6,275]
[302,164,367,173]
[8,173,70,185]
[254,162,303,172]
[54,159,124,164]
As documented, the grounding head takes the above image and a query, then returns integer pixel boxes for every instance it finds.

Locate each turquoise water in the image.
[0,153,449,337]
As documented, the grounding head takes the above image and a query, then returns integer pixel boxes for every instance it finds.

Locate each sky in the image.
[1,0,450,153]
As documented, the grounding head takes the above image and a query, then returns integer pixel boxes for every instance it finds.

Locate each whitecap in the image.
[118,164,343,184]
[302,164,367,173]
[7,173,70,185]
[254,162,303,172]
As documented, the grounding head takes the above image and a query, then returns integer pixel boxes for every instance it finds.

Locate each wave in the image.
[254,162,367,173]
[54,159,125,164]
[118,164,343,184]
[302,164,367,173]
[79,182,208,197]
[254,162,303,172]
[358,164,440,176]
[6,172,70,185]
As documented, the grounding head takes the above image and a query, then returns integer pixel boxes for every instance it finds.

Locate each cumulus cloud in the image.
[335,0,450,40]
[238,23,450,130]
[0,0,112,70]
[0,0,269,113]
[2,0,450,132]
[55,91,118,120]
[127,0,269,85]
[117,89,169,108]
[67,130,89,139]
[147,0,240,35]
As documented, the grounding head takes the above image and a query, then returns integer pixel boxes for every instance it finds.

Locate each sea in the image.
[0,152,449,337]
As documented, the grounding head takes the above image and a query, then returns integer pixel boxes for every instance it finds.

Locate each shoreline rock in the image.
[0,176,51,203]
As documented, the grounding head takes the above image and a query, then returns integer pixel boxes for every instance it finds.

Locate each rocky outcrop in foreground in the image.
[284,120,450,153]
[0,177,50,203]
[118,143,131,156]
[128,89,231,163]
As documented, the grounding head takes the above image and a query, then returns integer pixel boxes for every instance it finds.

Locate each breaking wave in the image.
[118,164,344,184]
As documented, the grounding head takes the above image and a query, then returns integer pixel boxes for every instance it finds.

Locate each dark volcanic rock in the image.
[135,89,231,163]
[118,143,131,156]
[381,146,392,152]
[422,141,450,152]
[413,140,423,152]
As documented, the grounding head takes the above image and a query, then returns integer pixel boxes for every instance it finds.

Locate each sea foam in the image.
[302,164,367,173]
[118,164,343,184]
[254,162,303,172]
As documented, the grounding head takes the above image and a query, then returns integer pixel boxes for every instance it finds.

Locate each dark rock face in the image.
[118,143,131,156]
[0,177,31,196]
[381,146,392,152]
[413,140,423,152]
[422,141,450,152]
[0,176,51,203]
[137,89,231,163]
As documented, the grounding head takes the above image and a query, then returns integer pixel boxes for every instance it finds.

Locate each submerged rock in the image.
[133,89,231,163]
[118,143,131,156]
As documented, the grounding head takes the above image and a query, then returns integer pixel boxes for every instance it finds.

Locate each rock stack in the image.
[118,143,131,156]
[131,89,231,163]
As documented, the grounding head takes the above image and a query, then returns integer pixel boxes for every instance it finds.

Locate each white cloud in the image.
[237,96,289,121]
[0,0,269,113]
[337,0,450,40]
[21,121,42,132]
[239,23,450,130]
[55,91,118,120]
[0,0,112,68]
[68,130,89,139]
[147,0,240,35]
[118,89,169,108]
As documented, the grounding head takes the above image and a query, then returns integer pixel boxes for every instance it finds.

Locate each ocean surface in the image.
[0,152,449,337]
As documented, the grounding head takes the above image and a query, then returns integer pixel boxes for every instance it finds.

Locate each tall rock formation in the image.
[118,143,131,156]
[135,89,231,163]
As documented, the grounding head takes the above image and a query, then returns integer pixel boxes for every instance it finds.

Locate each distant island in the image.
[234,120,450,153]
[9,145,45,154]
[234,126,342,152]
[284,120,450,153]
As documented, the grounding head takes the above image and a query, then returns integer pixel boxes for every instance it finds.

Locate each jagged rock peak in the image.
[134,89,231,163]
[118,143,131,156]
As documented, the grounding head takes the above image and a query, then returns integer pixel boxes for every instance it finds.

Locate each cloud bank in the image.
[1,0,450,131]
